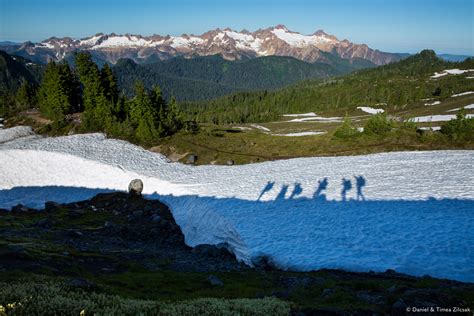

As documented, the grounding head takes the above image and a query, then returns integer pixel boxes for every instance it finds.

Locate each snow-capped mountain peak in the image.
[13,25,402,65]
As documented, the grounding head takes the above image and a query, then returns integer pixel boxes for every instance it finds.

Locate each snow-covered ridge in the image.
[39,26,339,52]
[271,27,334,47]
[23,25,402,65]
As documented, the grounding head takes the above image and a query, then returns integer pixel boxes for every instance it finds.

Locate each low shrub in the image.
[440,110,474,142]
[334,116,359,139]
[363,113,394,135]
[0,279,290,316]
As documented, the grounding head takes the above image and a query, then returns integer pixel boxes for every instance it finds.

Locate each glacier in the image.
[0,130,473,282]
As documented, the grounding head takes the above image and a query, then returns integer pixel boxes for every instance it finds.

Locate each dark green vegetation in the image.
[182,50,474,124]
[1,192,472,315]
[1,51,186,145]
[0,51,44,113]
[112,53,376,101]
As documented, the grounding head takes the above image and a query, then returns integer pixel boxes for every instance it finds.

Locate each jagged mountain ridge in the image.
[2,25,404,65]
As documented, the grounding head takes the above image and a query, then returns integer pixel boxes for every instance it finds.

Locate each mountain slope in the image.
[0,50,43,94]
[0,25,403,66]
[181,50,474,123]
[112,54,376,101]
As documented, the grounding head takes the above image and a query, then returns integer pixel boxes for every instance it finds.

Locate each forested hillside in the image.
[180,50,474,124]
[112,54,375,101]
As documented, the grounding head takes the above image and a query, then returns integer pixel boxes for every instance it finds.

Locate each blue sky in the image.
[0,0,472,55]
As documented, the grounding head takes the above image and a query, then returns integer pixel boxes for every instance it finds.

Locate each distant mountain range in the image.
[0,25,407,66]
[436,54,473,62]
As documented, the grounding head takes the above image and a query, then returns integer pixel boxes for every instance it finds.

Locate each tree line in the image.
[14,52,187,145]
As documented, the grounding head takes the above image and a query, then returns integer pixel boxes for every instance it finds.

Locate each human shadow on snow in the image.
[1,184,473,282]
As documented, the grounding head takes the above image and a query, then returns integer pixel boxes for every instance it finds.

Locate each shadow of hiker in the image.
[341,178,352,201]
[275,184,289,200]
[313,178,328,201]
[257,181,274,201]
[289,183,303,199]
[355,175,366,201]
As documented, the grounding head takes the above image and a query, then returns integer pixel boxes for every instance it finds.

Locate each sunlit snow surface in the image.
[1,131,473,282]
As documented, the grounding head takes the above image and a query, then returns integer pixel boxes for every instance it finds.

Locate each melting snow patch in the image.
[357,106,384,114]
[271,131,327,137]
[250,124,271,132]
[233,126,252,131]
[282,112,317,117]
[424,101,441,106]
[446,104,474,112]
[419,126,441,131]
[410,114,474,122]
[431,69,474,79]
[451,91,474,98]
[287,116,342,123]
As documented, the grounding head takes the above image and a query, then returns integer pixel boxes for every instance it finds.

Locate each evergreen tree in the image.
[129,81,159,142]
[100,63,118,104]
[75,52,114,131]
[15,80,35,110]
[37,62,78,120]
[165,96,183,135]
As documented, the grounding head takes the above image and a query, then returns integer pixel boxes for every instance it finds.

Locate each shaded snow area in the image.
[430,69,474,79]
[410,114,474,122]
[357,106,385,114]
[0,126,37,144]
[1,130,473,282]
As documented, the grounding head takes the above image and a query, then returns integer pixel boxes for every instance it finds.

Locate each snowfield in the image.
[0,130,473,282]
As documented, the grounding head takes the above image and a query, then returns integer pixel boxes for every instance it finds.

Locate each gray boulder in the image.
[128,179,143,196]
